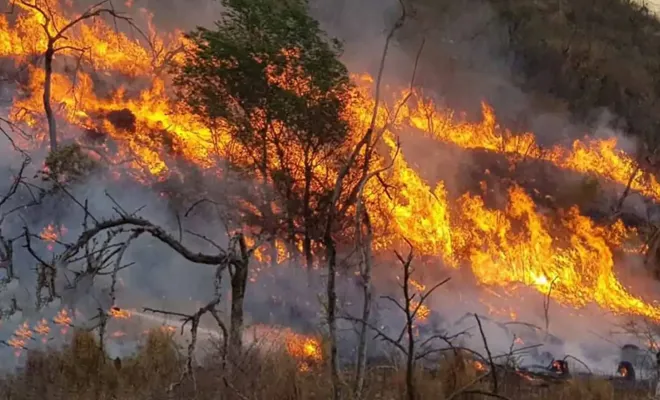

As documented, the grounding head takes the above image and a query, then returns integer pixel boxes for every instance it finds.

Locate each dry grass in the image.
[0,330,651,399]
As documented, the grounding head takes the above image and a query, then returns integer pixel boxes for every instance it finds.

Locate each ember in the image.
[550,360,569,376]
[617,361,635,381]
[473,360,487,371]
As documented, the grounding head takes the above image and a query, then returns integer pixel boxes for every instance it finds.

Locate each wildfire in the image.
[2,0,660,329]
[33,318,50,343]
[473,360,487,372]
[403,100,660,201]
[410,300,430,322]
[109,306,131,319]
[39,223,67,250]
[618,365,628,377]
[7,322,33,351]
[284,330,323,371]
[39,224,59,242]
[53,308,73,334]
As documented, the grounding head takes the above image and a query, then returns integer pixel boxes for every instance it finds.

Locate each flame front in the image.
[3,0,660,332]
[283,330,323,371]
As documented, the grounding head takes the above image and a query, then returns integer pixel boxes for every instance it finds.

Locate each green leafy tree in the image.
[174,0,355,268]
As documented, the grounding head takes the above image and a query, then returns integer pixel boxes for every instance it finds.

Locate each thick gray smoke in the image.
[0,0,658,378]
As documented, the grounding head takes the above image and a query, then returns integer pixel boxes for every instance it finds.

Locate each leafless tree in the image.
[320,1,412,397]
[14,0,144,151]
[543,276,559,335]
[344,241,451,400]
[352,36,425,399]
[0,151,44,324]
[0,156,38,282]
[144,279,228,394]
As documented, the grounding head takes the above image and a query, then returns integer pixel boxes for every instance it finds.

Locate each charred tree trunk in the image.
[324,226,340,400]
[229,235,249,351]
[354,209,373,396]
[44,43,57,152]
[403,257,416,400]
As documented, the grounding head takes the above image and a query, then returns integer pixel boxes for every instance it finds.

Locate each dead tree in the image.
[15,0,141,151]
[144,294,228,394]
[543,276,559,335]
[144,252,232,393]
[0,155,39,283]
[321,1,411,397]
[228,233,249,351]
[87,229,141,354]
[352,36,424,397]
[48,198,257,358]
[344,241,451,400]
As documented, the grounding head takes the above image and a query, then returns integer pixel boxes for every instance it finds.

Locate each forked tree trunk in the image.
[229,235,249,351]
[354,209,373,397]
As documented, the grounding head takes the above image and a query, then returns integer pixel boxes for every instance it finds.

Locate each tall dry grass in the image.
[0,330,651,399]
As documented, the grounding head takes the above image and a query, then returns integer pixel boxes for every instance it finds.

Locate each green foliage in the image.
[173,0,356,253]
[43,143,98,184]
[174,0,352,149]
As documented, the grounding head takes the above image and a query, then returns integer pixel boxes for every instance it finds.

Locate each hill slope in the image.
[404,0,660,157]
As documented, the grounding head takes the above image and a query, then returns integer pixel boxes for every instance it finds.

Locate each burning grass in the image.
[1,1,660,398]
[2,0,660,326]
[0,330,650,400]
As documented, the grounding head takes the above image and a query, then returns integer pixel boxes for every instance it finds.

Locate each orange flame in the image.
[283,330,323,371]
[109,307,131,319]
[39,224,59,242]
[2,0,660,325]
[53,309,72,334]
[33,318,50,343]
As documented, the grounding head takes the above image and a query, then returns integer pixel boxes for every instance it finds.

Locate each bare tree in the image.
[543,276,559,335]
[228,233,249,351]
[352,35,424,396]
[0,155,40,282]
[144,283,229,394]
[15,0,142,151]
[344,241,451,400]
[320,1,411,397]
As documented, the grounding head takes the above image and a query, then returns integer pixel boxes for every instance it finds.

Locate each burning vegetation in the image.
[0,0,660,399]
[0,0,657,320]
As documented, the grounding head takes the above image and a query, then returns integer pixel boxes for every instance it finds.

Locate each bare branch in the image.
[474,314,498,394]
[59,216,235,267]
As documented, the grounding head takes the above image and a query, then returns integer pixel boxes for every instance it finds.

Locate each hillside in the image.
[2,0,660,398]
[404,0,660,159]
